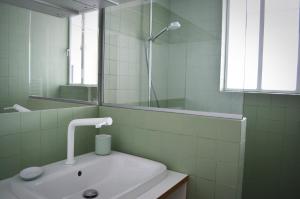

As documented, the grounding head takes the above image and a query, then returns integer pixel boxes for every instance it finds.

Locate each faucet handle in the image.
[95,117,113,128]
[95,122,105,128]
[105,117,113,125]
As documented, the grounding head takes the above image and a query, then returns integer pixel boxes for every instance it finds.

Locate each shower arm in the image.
[148,27,168,41]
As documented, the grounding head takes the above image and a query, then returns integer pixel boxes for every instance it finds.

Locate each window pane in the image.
[70,15,82,84]
[244,0,260,90]
[226,0,247,89]
[262,0,299,91]
[83,10,99,85]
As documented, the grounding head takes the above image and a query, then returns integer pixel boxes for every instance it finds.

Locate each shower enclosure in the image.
[147,18,181,107]
[103,0,244,116]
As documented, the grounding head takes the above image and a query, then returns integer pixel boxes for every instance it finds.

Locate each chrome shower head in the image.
[167,21,181,31]
[149,21,181,41]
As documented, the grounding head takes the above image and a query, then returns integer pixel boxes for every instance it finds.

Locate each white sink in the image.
[7,152,167,199]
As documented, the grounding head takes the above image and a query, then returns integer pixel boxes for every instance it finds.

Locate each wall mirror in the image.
[221,0,300,94]
[0,1,100,113]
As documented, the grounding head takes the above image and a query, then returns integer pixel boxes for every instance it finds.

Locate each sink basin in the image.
[8,152,167,199]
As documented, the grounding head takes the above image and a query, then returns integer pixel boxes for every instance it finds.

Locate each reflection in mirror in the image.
[222,0,300,94]
[0,2,98,113]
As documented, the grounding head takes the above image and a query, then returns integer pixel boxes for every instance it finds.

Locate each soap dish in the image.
[19,167,44,181]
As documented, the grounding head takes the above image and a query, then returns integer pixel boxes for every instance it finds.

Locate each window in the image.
[69,10,99,85]
[222,0,300,93]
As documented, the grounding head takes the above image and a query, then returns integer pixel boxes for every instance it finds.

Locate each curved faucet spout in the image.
[65,117,113,165]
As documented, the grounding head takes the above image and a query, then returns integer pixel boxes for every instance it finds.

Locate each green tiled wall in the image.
[30,11,68,98]
[25,98,86,111]
[99,106,246,199]
[0,3,30,109]
[0,106,99,180]
[60,85,98,102]
[166,0,244,114]
[0,2,69,110]
[104,2,158,106]
[243,94,300,199]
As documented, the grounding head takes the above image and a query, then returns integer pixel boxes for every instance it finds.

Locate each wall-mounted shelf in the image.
[0,0,121,17]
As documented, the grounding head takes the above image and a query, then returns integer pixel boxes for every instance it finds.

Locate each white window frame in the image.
[221,0,300,95]
[68,11,98,85]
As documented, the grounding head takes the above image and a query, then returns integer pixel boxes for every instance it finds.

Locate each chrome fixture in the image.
[148,21,181,41]
[145,21,181,107]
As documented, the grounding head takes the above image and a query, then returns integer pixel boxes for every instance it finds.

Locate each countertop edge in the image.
[137,170,188,199]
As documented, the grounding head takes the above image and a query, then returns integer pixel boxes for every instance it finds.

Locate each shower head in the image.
[148,21,181,41]
[167,21,181,31]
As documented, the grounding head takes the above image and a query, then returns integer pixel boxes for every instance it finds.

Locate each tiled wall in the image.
[243,94,300,199]
[30,11,68,98]
[151,1,172,107]
[166,0,244,114]
[104,2,149,105]
[0,3,30,109]
[0,2,68,110]
[60,85,98,102]
[99,106,246,199]
[25,98,86,111]
[0,106,99,180]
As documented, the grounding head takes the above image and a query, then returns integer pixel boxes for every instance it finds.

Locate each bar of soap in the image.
[19,167,44,181]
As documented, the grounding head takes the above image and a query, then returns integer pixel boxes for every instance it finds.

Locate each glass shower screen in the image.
[102,0,244,116]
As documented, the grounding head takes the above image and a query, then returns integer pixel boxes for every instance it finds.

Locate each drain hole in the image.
[83,189,98,198]
[77,171,82,176]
